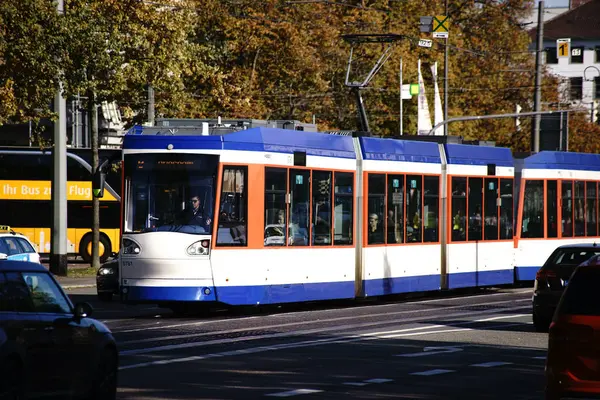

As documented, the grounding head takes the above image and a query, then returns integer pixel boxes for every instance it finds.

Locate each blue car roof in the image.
[0,260,48,273]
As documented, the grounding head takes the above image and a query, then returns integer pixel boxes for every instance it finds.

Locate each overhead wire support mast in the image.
[342,33,404,134]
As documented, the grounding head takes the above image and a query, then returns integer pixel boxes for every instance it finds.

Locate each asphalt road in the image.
[67,287,546,400]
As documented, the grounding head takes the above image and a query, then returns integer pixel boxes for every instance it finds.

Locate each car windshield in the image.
[124,153,219,235]
[557,267,600,316]
[546,248,600,267]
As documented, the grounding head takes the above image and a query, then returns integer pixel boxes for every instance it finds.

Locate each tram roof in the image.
[123,127,356,159]
[359,137,441,164]
[523,151,600,171]
[444,143,514,167]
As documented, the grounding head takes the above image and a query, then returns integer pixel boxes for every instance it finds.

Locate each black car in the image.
[532,243,600,332]
[0,257,118,399]
[97,257,119,302]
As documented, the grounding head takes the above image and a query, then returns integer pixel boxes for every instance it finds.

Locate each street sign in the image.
[420,16,433,33]
[418,39,433,48]
[557,38,570,59]
[401,84,419,100]
[432,15,449,38]
[409,83,419,95]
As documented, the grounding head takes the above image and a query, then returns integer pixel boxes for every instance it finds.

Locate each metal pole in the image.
[399,57,403,135]
[426,109,569,137]
[532,1,544,153]
[50,0,68,276]
[443,0,449,136]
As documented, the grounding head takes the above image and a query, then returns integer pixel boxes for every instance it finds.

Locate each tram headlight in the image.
[187,240,210,256]
[122,239,141,255]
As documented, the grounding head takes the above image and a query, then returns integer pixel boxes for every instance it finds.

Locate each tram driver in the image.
[180,195,212,230]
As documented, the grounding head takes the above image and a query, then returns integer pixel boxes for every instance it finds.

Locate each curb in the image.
[63,284,97,290]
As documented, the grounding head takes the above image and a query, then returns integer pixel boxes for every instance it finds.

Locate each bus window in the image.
[312,170,332,246]
[562,180,574,238]
[387,175,404,244]
[451,177,467,242]
[216,166,248,247]
[484,178,499,241]
[587,181,598,237]
[521,180,543,239]
[264,168,287,247]
[499,178,513,240]
[423,176,439,243]
[547,180,558,238]
[334,172,353,245]
[367,174,385,245]
[468,177,483,241]
[575,181,585,237]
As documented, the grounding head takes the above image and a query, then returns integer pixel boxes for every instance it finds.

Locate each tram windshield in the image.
[123,153,219,235]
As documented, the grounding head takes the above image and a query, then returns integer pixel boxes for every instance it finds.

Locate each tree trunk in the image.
[89,90,100,269]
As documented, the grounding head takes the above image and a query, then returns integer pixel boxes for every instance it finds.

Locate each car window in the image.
[0,273,9,312]
[16,238,35,253]
[21,272,71,314]
[557,267,600,316]
[548,249,600,266]
[3,272,35,312]
[1,237,23,256]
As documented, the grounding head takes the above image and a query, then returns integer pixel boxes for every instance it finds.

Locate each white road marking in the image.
[265,389,323,397]
[110,295,531,334]
[470,361,513,368]
[118,316,531,370]
[343,382,368,386]
[410,369,454,376]
[396,346,463,357]
[532,356,546,360]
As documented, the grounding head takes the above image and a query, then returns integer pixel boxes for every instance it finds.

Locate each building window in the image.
[545,47,558,64]
[216,166,248,246]
[570,77,583,100]
[595,77,600,100]
[571,46,584,64]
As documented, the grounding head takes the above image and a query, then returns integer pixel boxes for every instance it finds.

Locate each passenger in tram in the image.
[386,210,399,243]
[452,209,465,241]
[368,213,384,244]
[288,211,308,246]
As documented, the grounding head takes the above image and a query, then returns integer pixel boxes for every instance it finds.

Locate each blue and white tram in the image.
[513,151,600,281]
[118,126,521,309]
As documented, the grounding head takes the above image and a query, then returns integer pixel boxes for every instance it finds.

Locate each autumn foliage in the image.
[0,0,597,153]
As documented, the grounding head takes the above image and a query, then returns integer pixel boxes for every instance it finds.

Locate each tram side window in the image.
[264,168,287,247]
[587,181,598,237]
[484,178,499,240]
[562,180,574,238]
[387,175,404,244]
[500,178,514,240]
[289,169,310,246]
[216,166,248,247]
[451,177,467,242]
[312,171,332,245]
[334,172,354,245]
[468,178,483,241]
[521,180,543,238]
[367,174,385,244]
[547,180,558,238]
[423,176,439,243]
[575,181,585,237]
[406,175,423,243]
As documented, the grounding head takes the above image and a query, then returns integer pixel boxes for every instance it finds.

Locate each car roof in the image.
[554,243,600,250]
[0,232,33,241]
[0,259,48,273]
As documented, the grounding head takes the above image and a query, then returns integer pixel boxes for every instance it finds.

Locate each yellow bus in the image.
[0,147,121,263]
